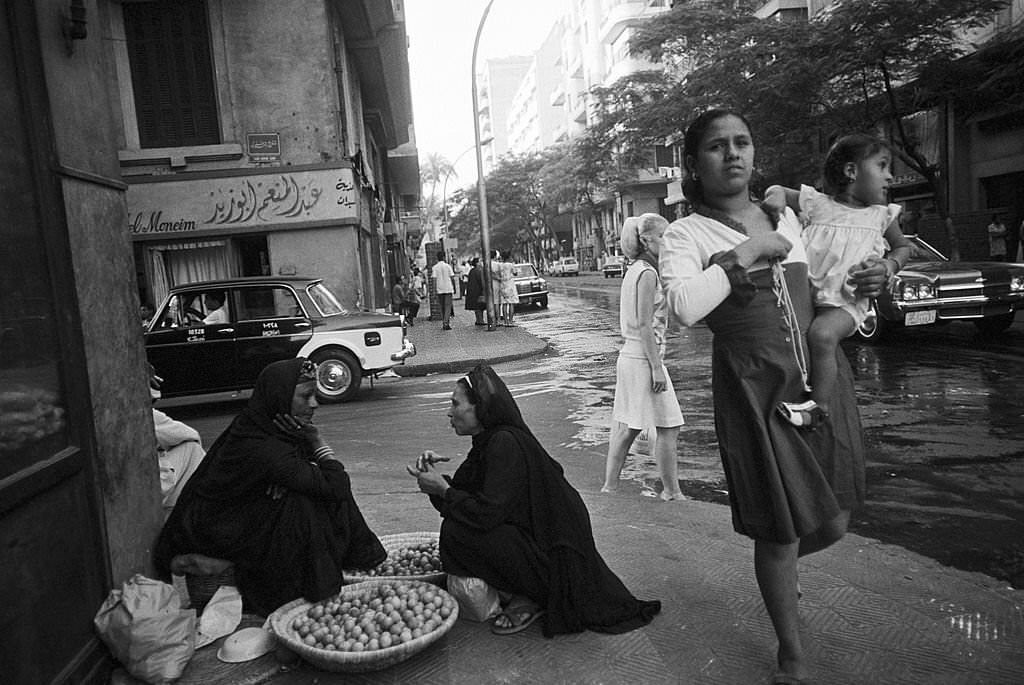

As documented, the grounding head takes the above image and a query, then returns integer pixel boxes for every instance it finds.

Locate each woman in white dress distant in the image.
[601,214,685,501]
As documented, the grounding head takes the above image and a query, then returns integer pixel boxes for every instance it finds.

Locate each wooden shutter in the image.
[124,0,219,148]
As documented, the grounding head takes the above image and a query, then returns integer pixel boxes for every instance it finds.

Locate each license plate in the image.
[905,309,936,326]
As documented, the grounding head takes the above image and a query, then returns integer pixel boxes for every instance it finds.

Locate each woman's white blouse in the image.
[659,208,806,327]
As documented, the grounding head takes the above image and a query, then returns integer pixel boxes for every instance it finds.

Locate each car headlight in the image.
[1011,276,1024,292]
[899,282,935,301]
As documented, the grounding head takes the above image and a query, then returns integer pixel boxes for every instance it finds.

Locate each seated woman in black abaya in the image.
[155,358,385,615]
[406,364,660,636]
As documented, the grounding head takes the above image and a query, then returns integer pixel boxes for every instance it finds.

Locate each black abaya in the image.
[428,373,660,637]
[154,358,385,615]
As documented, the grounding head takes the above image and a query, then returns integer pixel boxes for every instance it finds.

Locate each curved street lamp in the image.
[441,137,492,231]
[472,0,497,331]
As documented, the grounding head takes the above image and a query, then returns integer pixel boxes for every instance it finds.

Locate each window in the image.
[123,0,219,148]
[235,287,303,321]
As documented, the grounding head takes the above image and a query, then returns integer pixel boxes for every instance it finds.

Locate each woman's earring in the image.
[692,171,699,181]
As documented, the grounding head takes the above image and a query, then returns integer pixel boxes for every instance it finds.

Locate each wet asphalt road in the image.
[538,275,1024,589]
[172,274,1024,589]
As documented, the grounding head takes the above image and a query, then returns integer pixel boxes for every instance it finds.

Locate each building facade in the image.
[476,55,533,173]
[117,0,419,314]
[0,1,418,682]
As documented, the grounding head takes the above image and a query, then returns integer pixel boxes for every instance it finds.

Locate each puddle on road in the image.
[529,283,1024,587]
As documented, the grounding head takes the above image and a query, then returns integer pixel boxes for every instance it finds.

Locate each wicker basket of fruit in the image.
[344,532,444,585]
[269,579,459,673]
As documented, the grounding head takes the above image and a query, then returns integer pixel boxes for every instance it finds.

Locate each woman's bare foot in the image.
[659,490,687,502]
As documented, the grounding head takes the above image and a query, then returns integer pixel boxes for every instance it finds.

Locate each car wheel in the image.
[855,302,888,343]
[311,348,361,403]
[539,295,548,309]
[973,312,1015,336]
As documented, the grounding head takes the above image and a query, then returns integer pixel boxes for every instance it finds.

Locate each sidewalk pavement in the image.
[394,299,549,376]
[139,297,1024,685]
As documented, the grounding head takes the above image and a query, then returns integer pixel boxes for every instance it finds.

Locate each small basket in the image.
[268,579,459,673]
[344,531,444,586]
[185,567,236,612]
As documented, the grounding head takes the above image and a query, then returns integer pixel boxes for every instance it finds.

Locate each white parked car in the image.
[550,257,580,277]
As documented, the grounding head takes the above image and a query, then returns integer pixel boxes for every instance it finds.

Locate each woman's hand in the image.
[405,460,450,497]
[266,484,287,500]
[734,232,792,267]
[413,450,451,472]
[273,413,325,450]
[848,257,889,298]
[650,365,668,393]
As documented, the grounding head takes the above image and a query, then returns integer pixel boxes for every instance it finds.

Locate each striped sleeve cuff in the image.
[312,446,334,463]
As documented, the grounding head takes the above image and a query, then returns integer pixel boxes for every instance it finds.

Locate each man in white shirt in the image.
[431,251,456,330]
[202,291,229,324]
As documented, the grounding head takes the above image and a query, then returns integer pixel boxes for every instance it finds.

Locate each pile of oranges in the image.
[363,540,442,577]
[291,582,455,653]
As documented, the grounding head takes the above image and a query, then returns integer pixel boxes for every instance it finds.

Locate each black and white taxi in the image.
[145,276,415,403]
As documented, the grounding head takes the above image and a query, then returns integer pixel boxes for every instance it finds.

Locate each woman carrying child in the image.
[767,134,912,428]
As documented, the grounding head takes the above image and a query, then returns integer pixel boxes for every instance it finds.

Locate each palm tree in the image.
[420,153,456,231]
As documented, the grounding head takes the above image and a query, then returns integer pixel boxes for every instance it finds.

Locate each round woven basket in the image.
[344,531,445,585]
[268,579,459,673]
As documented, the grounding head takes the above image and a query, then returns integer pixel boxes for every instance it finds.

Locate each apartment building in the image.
[476,56,533,173]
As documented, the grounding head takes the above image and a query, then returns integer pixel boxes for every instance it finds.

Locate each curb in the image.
[393,340,551,377]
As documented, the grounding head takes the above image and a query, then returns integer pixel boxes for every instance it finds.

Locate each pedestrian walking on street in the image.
[660,108,888,684]
[391,275,407,320]
[432,250,456,330]
[464,256,486,325]
[601,214,685,501]
[406,365,661,637]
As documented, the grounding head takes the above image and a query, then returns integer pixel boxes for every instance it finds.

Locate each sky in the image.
[405,0,569,190]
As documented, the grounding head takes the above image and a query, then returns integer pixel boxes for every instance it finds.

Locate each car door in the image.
[145,290,237,396]
[232,285,314,386]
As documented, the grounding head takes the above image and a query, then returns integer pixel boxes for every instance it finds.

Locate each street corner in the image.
[394,318,550,377]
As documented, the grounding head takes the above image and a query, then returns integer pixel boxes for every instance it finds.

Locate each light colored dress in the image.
[799,185,899,326]
[611,260,684,430]
[499,261,519,305]
[659,209,865,543]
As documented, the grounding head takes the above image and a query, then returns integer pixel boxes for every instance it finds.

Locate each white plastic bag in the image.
[93,574,196,683]
[195,585,243,649]
[446,574,500,622]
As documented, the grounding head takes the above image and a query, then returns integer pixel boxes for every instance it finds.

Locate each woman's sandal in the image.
[491,607,545,635]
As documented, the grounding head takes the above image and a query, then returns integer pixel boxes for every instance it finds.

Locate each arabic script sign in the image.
[247,132,280,161]
[127,168,359,235]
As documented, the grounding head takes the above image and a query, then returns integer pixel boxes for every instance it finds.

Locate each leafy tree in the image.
[446,152,567,265]
[620,0,1012,258]
[419,152,455,231]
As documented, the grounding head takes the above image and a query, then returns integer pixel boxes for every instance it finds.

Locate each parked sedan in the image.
[513,263,549,309]
[857,235,1024,342]
[602,255,625,278]
[145,276,415,403]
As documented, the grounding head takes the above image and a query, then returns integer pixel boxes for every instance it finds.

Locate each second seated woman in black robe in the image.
[407,364,660,637]
[154,358,385,615]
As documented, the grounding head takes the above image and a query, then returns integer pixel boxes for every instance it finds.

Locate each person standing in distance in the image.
[432,250,457,330]
[987,214,1007,262]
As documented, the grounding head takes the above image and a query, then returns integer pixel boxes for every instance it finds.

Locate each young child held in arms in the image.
[767,134,912,428]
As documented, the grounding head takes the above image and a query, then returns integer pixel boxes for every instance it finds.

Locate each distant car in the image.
[512,263,549,309]
[550,257,579,277]
[857,235,1024,342]
[145,276,415,403]
[602,255,625,278]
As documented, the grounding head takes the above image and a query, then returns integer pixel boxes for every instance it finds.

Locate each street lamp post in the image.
[472,0,497,331]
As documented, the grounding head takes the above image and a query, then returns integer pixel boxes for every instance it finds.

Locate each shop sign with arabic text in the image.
[127,168,358,235]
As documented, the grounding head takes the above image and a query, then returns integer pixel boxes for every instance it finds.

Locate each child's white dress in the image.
[799,185,900,327]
